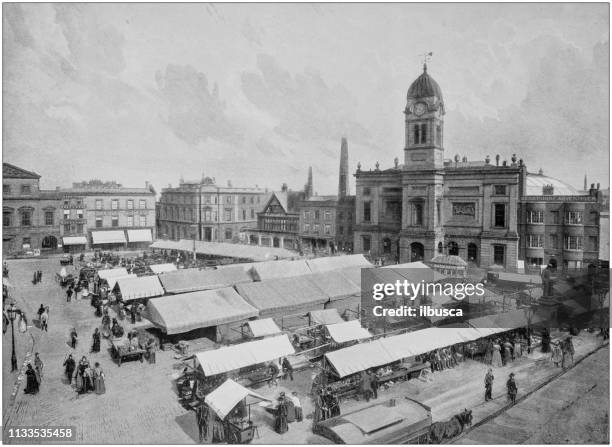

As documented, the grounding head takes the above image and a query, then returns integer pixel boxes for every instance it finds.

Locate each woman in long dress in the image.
[275,394,289,434]
[24,364,39,394]
[34,353,44,384]
[551,341,562,367]
[75,356,89,393]
[91,328,101,353]
[491,344,503,367]
[93,362,106,394]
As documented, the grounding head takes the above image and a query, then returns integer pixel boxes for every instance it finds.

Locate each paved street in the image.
[455,344,609,444]
[2,256,609,444]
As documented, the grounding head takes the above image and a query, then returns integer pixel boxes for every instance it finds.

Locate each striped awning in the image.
[63,236,88,246]
[91,231,126,244]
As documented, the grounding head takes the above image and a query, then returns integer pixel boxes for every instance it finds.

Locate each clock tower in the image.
[404,63,445,170]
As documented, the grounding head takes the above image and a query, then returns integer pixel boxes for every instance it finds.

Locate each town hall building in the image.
[354,64,525,270]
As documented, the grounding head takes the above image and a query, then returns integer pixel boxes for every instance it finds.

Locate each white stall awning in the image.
[246,318,282,338]
[149,263,177,274]
[326,320,372,344]
[205,379,271,420]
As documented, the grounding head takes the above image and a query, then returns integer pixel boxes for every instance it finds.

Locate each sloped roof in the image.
[115,275,165,301]
[307,271,360,301]
[325,320,372,344]
[150,239,298,261]
[526,172,584,196]
[194,334,294,376]
[149,263,177,274]
[309,309,344,325]
[248,259,312,281]
[246,318,282,338]
[235,276,328,313]
[146,287,258,335]
[205,379,271,420]
[158,266,251,294]
[306,254,372,273]
[2,163,40,179]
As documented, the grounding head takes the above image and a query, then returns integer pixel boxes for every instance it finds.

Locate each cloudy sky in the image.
[3,3,609,195]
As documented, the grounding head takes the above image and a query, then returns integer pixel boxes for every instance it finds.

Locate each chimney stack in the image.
[305,166,313,199]
[281,183,288,192]
[338,137,349,198]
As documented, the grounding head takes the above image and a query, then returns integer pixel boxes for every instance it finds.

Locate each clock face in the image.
[414,103,426,116]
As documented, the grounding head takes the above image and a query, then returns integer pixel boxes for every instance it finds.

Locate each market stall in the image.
[308,271,361,317]
[247,259,312,281]
[149,263,177,274]
[146,287,258,343]
[158,266,251,294]
[242,318,282,339]
[201,379,271,444]
[305,254,372,273]
[114,275,165,302]
[180,334,295,396]
[325,320,372,345]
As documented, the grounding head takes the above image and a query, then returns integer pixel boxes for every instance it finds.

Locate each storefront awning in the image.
[246,318,282,338]
[194,334,294,376]
[309,309,344,325]
[146,287,258,335]
[127,229,152,243]
[91,230,126,244]
[115,275,165,301]
[97,268,129,281]
[205,379,271,420]
[325,320,372,344]
[62,236,88,246]
[149,263,177,274]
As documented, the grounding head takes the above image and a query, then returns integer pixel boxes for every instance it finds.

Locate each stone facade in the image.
[60,180,157,250]
[2,163,62,255]
[157,177,269,243]
[354,65,522,271]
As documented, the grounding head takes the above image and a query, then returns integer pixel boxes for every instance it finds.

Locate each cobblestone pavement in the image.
[455,345,609,444]
[2,256,608,444]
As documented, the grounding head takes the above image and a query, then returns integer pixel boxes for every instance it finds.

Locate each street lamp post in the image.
[7,303,19,372]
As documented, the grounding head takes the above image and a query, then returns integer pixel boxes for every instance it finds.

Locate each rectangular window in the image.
[225,228,232,240]
[527,234,543,248]
[338,225,344,235]
[494,204,506,227]
[363,187,371,196]
[22,237,31,248]
[95,200,103,210]
[565,236,583,250]
[527,210,544,224]
[385,201,402,220]
[494,185,507,195]
[314,210,320,220]
[76,223,84,233]
[3,184,10,194]
[127,200,134,209]
[64,223,71,233]
[111,199,119,210]
[242,196,246,204]
[226,196,232,204]
[95,216,103,228]
[21,185,31,194]
[493,245,505,266]
[314,224,320,233]
[528,257,543,266]
[111,215,119,227]
[412,202,424,226]
[324,224,331,235]
[127,215,134,227]
[338,211,344,220]
[21,211,31,226]
[45,211,54,226]
[76,210,83,219]
[64,209,70,219]
[304,223,310,232]
[251,209,255,219]
[324,211,332,221]
[363,202,371,222]
[242,209,246,220]
[224,209,232,221]
[3,212,12,227]
[250,196,254,204]
[589,236,598,250]
[139,200,146,209]
[420,123,427,144]
[362,235,371,252]
[566,211,583,225]
[139,215,147,227]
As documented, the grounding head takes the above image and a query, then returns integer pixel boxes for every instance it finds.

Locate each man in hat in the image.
[484,368,494,401]
[506,373,517,405]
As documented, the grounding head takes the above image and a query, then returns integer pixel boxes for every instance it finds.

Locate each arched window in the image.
[448,241,459,256]
[438,242,443,254]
